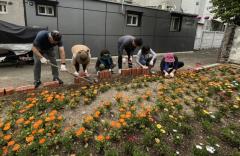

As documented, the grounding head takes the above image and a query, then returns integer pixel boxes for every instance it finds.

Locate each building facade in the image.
[0,0,25,26]
[22,0,197,58]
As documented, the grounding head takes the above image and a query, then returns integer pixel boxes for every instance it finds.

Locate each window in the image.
[170,15,182,32]
[0,1,7,14]
[37,4,55,16]
[126,11,142,27]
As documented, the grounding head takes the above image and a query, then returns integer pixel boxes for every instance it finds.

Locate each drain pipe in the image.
[121,0,124,14]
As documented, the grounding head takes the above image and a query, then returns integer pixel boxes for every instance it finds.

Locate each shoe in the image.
[34,80,41,89]
[53,77,63,85]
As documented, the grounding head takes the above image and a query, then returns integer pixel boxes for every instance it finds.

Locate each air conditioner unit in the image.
[124,0,132,4]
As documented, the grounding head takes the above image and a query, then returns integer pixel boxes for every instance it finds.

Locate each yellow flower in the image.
[233,105,239,109]
[160,129,166,134]
[156,124,162,129]
[197,97,204,102]
[155,138,160,144]
[203,110,210,115]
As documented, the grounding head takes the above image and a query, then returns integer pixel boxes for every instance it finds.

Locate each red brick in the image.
[43,81,59,88]
[137,68,143,75]
[142,68,150,75]
[105,71,111,79]
[15,85,35,93]
[121,69,131,76]
[131,68,138,76]
[99,70,111,79]
[4,87,15,95]
[74,77,81,84]
[0,88,4,96]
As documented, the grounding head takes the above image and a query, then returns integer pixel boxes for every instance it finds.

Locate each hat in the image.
[76,51,90,65]
[164,53,175,63]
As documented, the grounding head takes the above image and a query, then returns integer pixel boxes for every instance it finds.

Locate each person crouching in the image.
[160,52,184,78]
[72,44,91,77]
[95,49,115,74]
[136,45,157,70]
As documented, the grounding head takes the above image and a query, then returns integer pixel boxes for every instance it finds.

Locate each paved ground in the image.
[0,49,219,88]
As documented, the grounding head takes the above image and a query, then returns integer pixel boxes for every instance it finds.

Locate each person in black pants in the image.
[117,35,143,73]
[160,52,184,78]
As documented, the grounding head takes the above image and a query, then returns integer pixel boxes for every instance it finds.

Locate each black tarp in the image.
[0,20,46,44]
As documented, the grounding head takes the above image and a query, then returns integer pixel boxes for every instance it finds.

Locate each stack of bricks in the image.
[74,72,90,86]
[15,85,35,93]
[43,81,59,88]
[98,70,112,80]
[0,87,15,96]
[5,87,15,95]
[121,68,149,77]
[0,88,4,96]
[142,68,150,75]
[121,69,131,76]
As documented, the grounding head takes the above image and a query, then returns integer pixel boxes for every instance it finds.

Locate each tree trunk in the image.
[217,25,237,63]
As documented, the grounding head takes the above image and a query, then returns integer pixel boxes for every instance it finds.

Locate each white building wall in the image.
[0,0,25,26]
[229,27,240,64]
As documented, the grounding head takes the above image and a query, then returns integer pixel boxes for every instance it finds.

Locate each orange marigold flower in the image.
[57,115,63,120]
[119,118,125,123]
[94,111,101,118]
[105,135,110,140]
[12,144,20,152]
[26,135,34,143]
[25,103,34,109]
[75,127,85,136]
[39,138,46,144]
[84,115,93,123]
[116,122,121,128]
[38,128,44,134]
[3,122,11,131]
[122,122,127,126]
[24,120,30,125]
[7,140,15,146]
[49,110,58,116]
[120,114,126,119]
[110,121,116,127]
[33,119,43,129]
[2,146,8,155]
[96,135,104,141]
[29,116,34,121]
[16,118,24,124]
[19,109,26,114]
[3,134,12,141]
[32,130,37,135]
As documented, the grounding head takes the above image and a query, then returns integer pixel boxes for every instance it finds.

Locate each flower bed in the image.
[0,64,240,156]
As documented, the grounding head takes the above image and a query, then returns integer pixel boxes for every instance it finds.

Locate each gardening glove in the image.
[143,66,148,69]
[129,56,133,62]
[40,57,48,64]
[164,72,169,77]
[170,72,175,78]
[84,70,90,77]
[74,71,79,77]
[60,64,67,72]
[149,60,154,66]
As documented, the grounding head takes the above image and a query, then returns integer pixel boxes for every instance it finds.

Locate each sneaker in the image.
[53,77,64,85]
[34,80,41,89]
